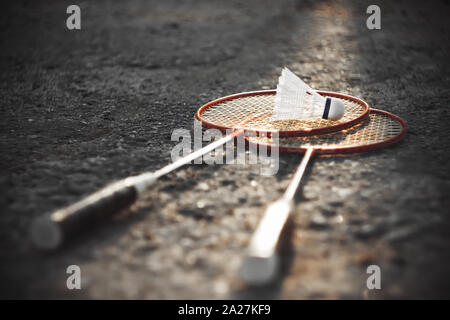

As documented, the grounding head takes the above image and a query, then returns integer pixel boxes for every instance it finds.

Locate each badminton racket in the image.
[30,90,369,250]
[241,108,406,285]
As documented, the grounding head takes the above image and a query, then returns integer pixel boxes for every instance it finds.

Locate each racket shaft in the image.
[152,129,243,179]
[247,147,313,257]
[242,147,314,284]
[283,147,314,201]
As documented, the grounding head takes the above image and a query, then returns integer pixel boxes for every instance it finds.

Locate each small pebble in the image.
[197,182,209,191]
[309,213,330,230]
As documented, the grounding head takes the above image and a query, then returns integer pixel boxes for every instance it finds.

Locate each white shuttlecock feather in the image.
[271,68,345,121]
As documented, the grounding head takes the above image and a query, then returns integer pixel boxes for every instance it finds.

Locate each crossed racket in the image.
[30,90,406,285]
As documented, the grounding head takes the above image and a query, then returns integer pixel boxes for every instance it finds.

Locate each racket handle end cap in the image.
[240,254,279,286]
[30,215,63,251]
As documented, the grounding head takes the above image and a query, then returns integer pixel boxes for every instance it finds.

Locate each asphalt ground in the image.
[1,0,450,299]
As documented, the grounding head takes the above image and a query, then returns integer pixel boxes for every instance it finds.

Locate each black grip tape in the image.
[51,182,137,245]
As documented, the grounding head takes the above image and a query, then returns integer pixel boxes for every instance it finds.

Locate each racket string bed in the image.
[198,91,369,135]
[247,111,404,152]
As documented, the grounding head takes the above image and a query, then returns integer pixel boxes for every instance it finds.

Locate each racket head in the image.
[247,109,406,155]
[196,90,370,137]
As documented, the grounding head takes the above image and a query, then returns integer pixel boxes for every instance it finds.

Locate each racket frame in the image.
[196,90,370,137]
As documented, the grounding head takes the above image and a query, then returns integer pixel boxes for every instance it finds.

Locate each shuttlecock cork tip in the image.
[323,97,345,120]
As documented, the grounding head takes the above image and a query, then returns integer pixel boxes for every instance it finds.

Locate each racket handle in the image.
[241,198,293,285]
[30,180,138,251]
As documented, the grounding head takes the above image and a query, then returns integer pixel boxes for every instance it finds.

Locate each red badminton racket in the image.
[241,109,406,285]
[30,90,369,250]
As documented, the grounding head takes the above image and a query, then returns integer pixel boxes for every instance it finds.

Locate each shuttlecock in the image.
[271,68,345,121]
